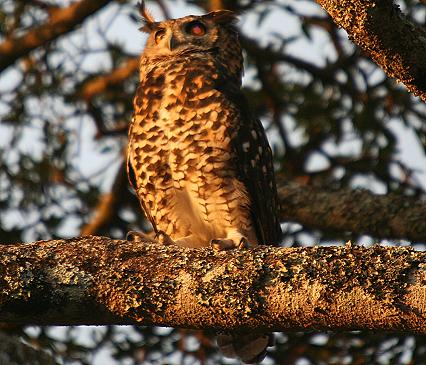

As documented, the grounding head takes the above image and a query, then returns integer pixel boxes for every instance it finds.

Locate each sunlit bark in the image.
[1,236,424,334]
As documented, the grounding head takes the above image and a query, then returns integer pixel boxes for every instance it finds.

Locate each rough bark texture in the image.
[278,182,426,242]
[315,0,426,103]
[0,236,424,334]
[0,0,113,72]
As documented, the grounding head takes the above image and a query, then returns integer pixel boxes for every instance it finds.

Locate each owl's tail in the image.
[217,332,274,364]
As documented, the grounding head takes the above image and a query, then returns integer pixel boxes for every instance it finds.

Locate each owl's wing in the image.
[216,79,282,246]
[127,116,159,234]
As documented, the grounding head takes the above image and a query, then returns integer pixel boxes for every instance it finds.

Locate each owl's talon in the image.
[155,230,175,245]
[126,230,155,243]
[210,237,253,251]
[238,237,251,249]
[210,239,238,251]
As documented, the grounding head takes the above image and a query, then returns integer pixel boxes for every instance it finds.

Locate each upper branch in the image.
[278,181,426,242]
[315,0,426,103]
[0,236,424,334]
[0,0,113,72]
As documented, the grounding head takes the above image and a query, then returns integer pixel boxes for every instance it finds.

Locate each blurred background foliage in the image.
[0,0,425,364]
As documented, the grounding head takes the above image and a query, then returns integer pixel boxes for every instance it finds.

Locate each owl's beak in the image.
[168,35,180,51]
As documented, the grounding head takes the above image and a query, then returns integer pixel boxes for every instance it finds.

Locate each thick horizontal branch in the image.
[0,236,424,334]
[0,0,113,72]
[278,181,426,242]
[315,0,426,103]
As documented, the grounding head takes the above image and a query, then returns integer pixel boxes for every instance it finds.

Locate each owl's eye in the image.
[154,29,166,44]
[185,21,206,36]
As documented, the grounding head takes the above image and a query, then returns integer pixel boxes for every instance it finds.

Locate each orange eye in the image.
[154,29,166,44]
[185,21,206,36]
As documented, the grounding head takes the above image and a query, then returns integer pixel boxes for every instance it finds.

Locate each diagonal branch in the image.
[80,161,130,236]
[0,0,113,72]
[0,236,424,334]
[315,0,426,103]
[79,57,139,102]
[278,181,426,242]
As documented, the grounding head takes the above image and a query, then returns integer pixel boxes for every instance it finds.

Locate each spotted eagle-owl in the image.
[127,2,282,363]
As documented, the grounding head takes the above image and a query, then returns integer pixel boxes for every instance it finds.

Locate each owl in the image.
[127,1,282,363]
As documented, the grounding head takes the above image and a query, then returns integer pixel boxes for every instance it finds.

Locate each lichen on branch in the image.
[0,236,424,334]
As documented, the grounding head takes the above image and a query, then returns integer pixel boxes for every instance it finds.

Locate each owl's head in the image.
[138,1,242,80]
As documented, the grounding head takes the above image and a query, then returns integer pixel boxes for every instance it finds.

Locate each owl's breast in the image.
[132,59,258,245]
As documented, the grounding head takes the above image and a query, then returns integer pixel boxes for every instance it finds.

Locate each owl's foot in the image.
[210,237,251,251]
[127,230,175,245]
[126,230,156,243]
[155,230,175,246]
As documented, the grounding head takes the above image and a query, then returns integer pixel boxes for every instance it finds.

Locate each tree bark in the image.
[315,0,426,103]
[278,181,426,242]
[0,236,424,334]
[0,0,113,72]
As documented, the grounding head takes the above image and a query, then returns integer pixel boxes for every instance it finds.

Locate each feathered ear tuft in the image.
[202,10,238,25]
[137,1,156,32]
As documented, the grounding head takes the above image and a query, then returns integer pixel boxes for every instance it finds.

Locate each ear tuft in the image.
[202,10,238,25]
[137,1,156,32]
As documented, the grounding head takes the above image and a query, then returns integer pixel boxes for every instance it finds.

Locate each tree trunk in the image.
[0,236,424,334]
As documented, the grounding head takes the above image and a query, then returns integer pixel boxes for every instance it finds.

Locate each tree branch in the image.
[78,57,139,102]
[278,181,426,242]
[0,0,113,72]
[1,236,424,334]
[80,161,132,236]
[315,0,426,103]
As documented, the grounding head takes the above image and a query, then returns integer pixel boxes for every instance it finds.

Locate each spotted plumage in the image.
[127,2,281,362]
